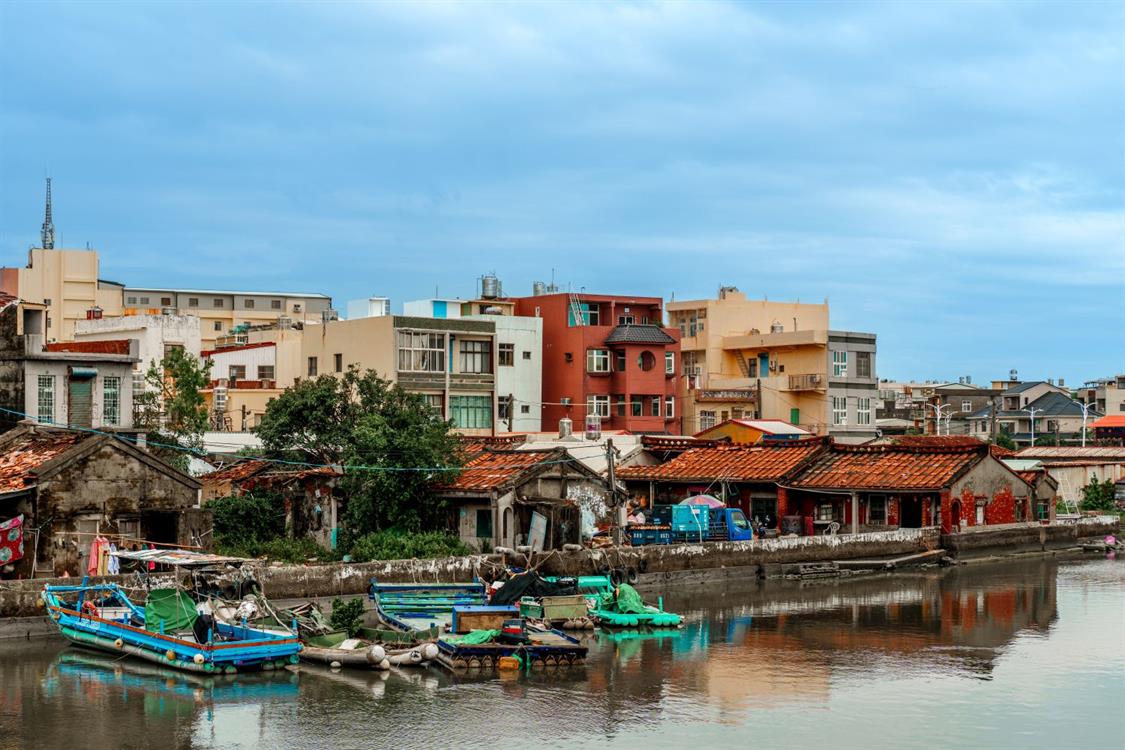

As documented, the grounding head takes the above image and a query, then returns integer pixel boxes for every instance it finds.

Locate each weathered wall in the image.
[941,516,1119,557]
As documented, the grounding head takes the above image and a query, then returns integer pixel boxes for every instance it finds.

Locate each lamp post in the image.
[1024,407,1043,446]
[926,403,955,436]
[1074,400,1094,448]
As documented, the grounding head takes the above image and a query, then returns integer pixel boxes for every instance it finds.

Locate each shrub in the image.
[207,492,285,548]
[329,597,366,637]
[348,530,472,562]
[1080,478,1116,512]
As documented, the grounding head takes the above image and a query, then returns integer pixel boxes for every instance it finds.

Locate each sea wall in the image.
[941,516,1119,557]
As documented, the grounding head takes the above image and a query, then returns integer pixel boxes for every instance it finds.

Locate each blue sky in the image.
[1,1,1122,384]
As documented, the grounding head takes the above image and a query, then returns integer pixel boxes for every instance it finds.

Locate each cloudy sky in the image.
[1,1,1122,384]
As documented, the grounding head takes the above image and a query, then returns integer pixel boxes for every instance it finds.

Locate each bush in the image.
[348,530,472,562]
[218,537,340,564]
[1080,478,1116,512]
[329,597,366,637]
[207,492,285,548]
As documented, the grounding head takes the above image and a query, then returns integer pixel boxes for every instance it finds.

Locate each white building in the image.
[73,313,202,375]
[346,296,392,320]
[203,342,277,383]
[463,313,543,432]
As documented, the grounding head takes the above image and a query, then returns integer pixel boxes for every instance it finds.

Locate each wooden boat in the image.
[369,579,588,671]
[41,549,301,674]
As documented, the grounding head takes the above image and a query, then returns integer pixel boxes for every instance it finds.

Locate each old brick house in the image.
[0,425,204,578]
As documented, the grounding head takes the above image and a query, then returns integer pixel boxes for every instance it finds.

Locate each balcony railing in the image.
[694,388,758,403]
[787,373,825,391]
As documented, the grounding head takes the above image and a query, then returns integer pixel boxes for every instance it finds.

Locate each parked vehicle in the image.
[629,505,754,545]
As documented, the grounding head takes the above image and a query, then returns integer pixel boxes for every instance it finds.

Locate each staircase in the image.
[734,350,750,377]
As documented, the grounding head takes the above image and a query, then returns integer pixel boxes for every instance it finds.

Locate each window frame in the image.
[868,494,887,525]
[307,357,318,377]
[37,374,55,424]
[832,350,848,377]
[228,364,247,381]
[856,351,871,378]
[257,365,275,381]
[586,395,610,418]
[665,396,674,418]
[334,353,343,373]
[102,376,120,426]
[498,343,515,367]
[397,331,446,373]
[586,348,610,373]
[857,397,872,425]
[459,339,493,374]
[665,351,675,375]
[450,395,493,429]
[832,396,848,426]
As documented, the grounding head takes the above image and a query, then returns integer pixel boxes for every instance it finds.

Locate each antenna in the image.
[41,177,55,249]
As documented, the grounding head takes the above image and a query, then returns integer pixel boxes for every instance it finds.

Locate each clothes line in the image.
[49,529,202,550]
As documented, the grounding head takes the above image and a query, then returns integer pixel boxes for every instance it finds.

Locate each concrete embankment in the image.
[2,517,1116,634]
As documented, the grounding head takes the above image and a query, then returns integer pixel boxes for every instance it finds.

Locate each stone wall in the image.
[941,516,1119,556]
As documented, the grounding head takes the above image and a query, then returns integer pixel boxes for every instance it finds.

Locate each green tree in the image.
[1080,478,1116,512]
[256,368,462,536]
[132,348,212,469]
[993,432,1017,451]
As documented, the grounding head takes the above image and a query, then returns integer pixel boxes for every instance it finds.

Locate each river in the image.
[2,556,1122,750]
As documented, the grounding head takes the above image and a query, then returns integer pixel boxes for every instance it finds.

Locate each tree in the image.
[256,368,462,536]
[133,348,212,468]
[993,432,1017,451]
[1080,478,1116,512]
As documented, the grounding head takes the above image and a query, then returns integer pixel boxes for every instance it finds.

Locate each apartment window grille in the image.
[37,375,55,424]
[188,298,199,307]
[587,395,610,418]
[498,343,515,367]
[257,365,275,380]
[139,297,150,305]
[450,395,492,429]
[699,410,717,430]
[102,376,120,426]
[307,357,318,377]
[832,350,848,377]
[398,332,445,373]
[857,397,872,425]
[459,340,493,374]
[587,349,610,373]
[126,297,137,305]
[334,353,343,373]
[665,351,675,375]
[832,396,847,426]
[271,299,282,310]
[244,299,255,309]
[161,297,172,306]
[213,299,225,308]
[856,351,871,378]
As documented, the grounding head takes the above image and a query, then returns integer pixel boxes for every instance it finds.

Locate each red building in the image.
[513,293,681,435]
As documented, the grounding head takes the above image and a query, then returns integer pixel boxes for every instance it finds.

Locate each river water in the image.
[2,556,1122,750]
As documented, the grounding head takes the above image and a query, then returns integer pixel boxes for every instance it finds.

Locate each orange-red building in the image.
[512,292,681,435]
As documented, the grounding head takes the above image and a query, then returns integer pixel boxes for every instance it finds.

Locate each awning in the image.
[111,548,248,567]
[68,367,98,379]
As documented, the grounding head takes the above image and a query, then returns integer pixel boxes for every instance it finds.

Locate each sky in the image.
[0,1,1122,385]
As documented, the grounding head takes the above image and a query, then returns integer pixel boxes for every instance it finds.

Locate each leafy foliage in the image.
[329,597,366,638]
[207,492,285,547]
[256,368,462,536]
[1080,478,1117,512]
[993,432,1017,451]
[348,530,472,562]
[134,348,213,452]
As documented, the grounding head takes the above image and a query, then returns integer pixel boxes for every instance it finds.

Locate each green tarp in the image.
[611,584,648,615]
[145,588,198,633]
[443,629,499,645]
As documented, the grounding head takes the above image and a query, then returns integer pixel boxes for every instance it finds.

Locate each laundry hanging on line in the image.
[0,515,26,565]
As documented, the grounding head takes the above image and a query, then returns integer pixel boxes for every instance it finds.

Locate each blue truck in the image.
[628,505,754,545]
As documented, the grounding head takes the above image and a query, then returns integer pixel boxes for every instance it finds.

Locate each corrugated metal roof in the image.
[1017,446,1125,460]
[616,440,825,482]
[45,340,132,355]
[0,431,89,493]
[790,443,984,491]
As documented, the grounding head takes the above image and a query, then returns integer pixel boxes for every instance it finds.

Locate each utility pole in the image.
[1075,399,1093,447]
[756,377,762,420]
[990,395,999,443]
[606,438,623,546]
[506,393,514,433]
[1024,406,1043,446]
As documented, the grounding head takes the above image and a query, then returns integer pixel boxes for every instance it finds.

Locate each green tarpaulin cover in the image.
[145,588,198,633]
[611,584,648,615]
[443,629,499,645]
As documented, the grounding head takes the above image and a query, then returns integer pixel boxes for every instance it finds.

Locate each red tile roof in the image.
[790,443,985,491]
[436,449,560,493]
[0,430,88,493]
[0,292,19,312]
[201,459,272,484]
[1092,415,1125,429]
[202,341,277,357]
[1015,469,1043,485]
[45,339,131,355]
[616,439,826,483]
[640,435,720,452]
[457,434,528,458]
[890,435,986,448]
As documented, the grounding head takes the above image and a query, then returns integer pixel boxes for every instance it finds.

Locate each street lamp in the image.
[1074,400,1095,448]
[1023,407,1043,446]
[926,403,955,436]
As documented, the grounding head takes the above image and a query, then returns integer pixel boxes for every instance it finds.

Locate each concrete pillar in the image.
[851,491,859,535]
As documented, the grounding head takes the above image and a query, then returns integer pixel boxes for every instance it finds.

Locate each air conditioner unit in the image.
[810,373,822,384]
[293,304,303,313]
[560,397,572,406]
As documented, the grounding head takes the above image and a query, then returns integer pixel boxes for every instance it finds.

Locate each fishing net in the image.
[145,588,198,633]
[612,584,649,615]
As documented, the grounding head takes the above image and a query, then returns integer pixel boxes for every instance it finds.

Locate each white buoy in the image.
[193,654,205,665]
[420,642,439,661]
[330,661,342,670]
[366,645,386,665]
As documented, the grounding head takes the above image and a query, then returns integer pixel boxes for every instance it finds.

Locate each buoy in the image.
[420,642,439,661]
[330,661,342,670]
[366,644,386,664]
[165,649,176,661]
[193,653,205,665]
[114,638,124,649]
[36,598,45,608]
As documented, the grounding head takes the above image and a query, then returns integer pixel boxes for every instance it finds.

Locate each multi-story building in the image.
[968,381,1093,445]
[876,378,996,435]
[511,292,682,435]
[72,313,202,392]
[297,315,500,436]
[201,342,283,431]
[0,294,136,431]
[1078,375,1125,416]
[345,296,392,320]
[667,288,877,442]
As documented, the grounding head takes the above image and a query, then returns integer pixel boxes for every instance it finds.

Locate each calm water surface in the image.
[2,557,1123,750]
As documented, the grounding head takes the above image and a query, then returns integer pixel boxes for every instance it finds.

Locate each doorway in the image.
[900,497,923,528]
[951,500,962,531]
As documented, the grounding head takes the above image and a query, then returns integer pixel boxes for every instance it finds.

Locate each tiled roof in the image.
[971,391,1094,419]
[201,459,273,484]
[0,430,88,493]
[457,434,528,458]
[616,439,825,482]
[1017,446,1125,460]
[1004,381,1048,394]
[603,324,676,345]
[436,449,561,493]
[1091,415,1125,429]
[790,443,984,491]
[202,341,277,357]
[0,292,20,313]
[45,340,132,355]
[640,435,720,452]
[1015,470,1043,485]
[889,435,985,448]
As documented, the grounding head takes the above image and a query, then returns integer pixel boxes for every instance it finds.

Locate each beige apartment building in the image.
[0,248,124,342]
[667,287,878,442]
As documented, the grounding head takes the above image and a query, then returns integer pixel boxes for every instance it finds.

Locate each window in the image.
[450,395,492,429]
[160,297,172,306]
[398,331,445,372]
[856,351,871,378]
[587,348,610,373]
[631,396,643,417]
[229,365,247,380]
[520,404,530,414]
[832,396,847,426]
[423,394,443,414]
[665,351,675,375]
[476,508,493,541]
[961,401,972,413]
[699,410,717,430]
[271,299,282,310]
[498,395,511,421]
[213,321,223,331]
[139,296,150,305]
[37,375,55,424]
[257,365,274,380]
[244,299,255,309]
[213,298,225,308]
[188,298,199,307]
[869,495,887,524]
[832,350,848,377]
[650,397,661,417]
[307,357,318,377]
[334,353,343,373]
[618,315,634,325]
[569,302,600,326]
[614,350,626,372]
[857,397,872,425]
[587,395,610,418]
[638,351,655,371]
[459,340,493,374]
[522,350,532,360]
[499,343,515,367]
[126,296,137,305]
[816,503,839,522]
[665,396,674,418]
[615,395,626,416]
[102,376,120,426]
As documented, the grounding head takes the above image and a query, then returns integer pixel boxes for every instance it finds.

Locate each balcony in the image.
[694,388,758,404]
[786,373,826,391]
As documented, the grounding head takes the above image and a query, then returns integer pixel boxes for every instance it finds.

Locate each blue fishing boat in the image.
[369,579,588,671]
[41,549,301,674]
